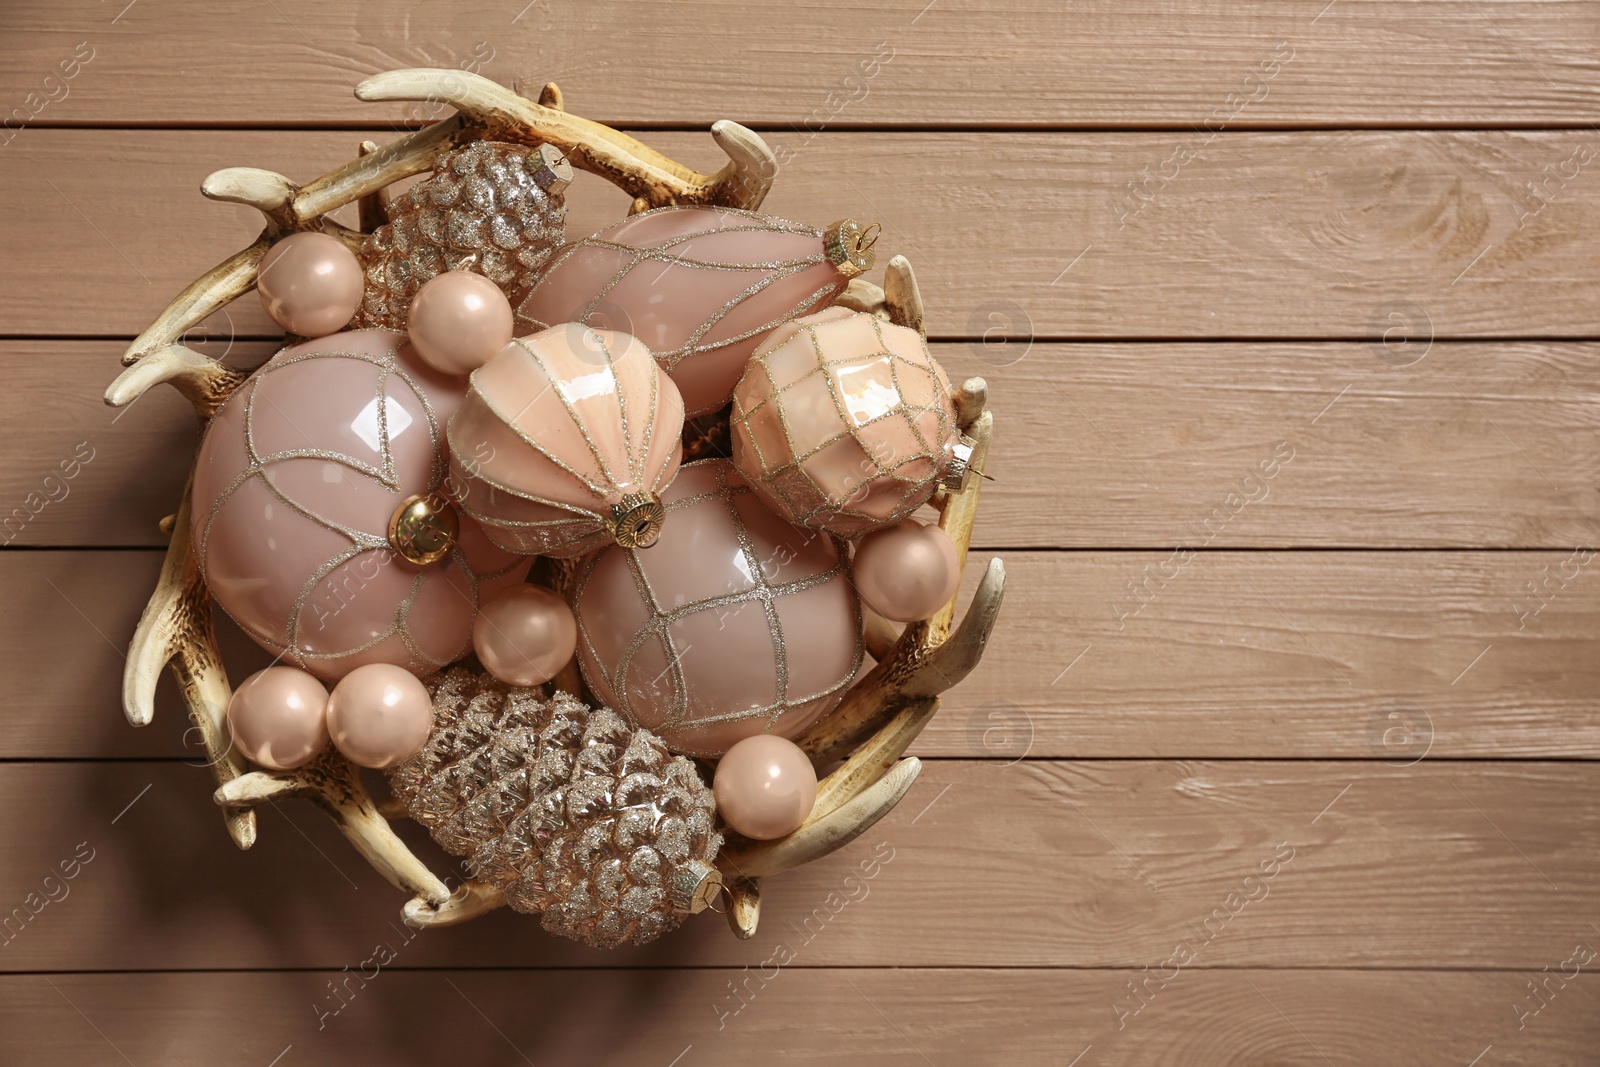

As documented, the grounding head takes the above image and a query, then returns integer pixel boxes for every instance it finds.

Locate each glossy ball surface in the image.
[257,232,364,337]
[326,663,435,769]
[407,270,515,375]
[851,519,961,622]
[713,735,817,840]
[226,666,330,771]
[473,584,579,687]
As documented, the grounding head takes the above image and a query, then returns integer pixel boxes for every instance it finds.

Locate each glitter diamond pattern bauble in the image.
[518,207,875,417]
[192,330,532,680]
[386,670,722,948]
[730,307,960,539]
[354,141,571,331]
[574,459,863,757]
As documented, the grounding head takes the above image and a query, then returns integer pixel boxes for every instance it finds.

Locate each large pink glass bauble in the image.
[574,459,863,757]
[518,208,875,416]
[731,307,960,539]
[226,666,330,771]
[851,518,961,622]
[192,329,532,681]
[713,735,817,840]
[446,324,685,558]
[257,232,364,338]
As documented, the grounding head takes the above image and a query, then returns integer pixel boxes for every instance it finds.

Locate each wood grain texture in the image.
[5,1,1600,128]
[0,760,1594,973]
[11,550,1597,760]
[8,129,1600,339]
[1,969,1592,1066]
[6,339,1596,549]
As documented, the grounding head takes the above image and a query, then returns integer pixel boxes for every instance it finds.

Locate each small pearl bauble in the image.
[226,666,330,771]
[713,735,818,840]
[326,663,434,769]
[407,270,516,375]
[256,232,364,337]
[851,518,961,622]
[473,584,579,687]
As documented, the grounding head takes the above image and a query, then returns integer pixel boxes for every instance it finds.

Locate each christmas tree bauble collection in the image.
[203,139,971,945]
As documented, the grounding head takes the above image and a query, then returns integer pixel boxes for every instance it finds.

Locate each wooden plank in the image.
[7,130,1600,339]
[1,968,1593,1066]
[13,551,1598,760]
[8,339,1597,549]
[6,1,1600,128]
[0,759,1593,971]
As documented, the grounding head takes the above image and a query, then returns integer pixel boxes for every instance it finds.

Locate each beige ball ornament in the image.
[327,663,435,769]
[713,734,818,840]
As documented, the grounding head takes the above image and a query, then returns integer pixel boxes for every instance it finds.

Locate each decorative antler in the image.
[107,73,1001,937]
[355,69,775,212]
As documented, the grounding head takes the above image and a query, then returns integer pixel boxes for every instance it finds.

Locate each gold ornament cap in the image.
[388,494,460,566]
[940,435,978,494]
[824,219,880,279]
[669,860,724,915]
[609,492,666,549]
[527,142,574,195]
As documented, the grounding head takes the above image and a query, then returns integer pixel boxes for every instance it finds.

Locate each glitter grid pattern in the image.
[447,328,680,557]
[518,206,845,415]
[356,140,567,331]
[732,313,958,538]
[575,462,864,756]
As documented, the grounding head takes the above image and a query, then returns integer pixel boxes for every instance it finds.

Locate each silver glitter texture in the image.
[356,141,569,331]
[386,670,721,948]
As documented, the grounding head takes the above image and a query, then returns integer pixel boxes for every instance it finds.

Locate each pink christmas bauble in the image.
[226,666,330,771]
[192,329,532,681]
[326,663,434,769]
[407,270,515,376]
[518,207,876,416]
[852,518,961,622]
[257,232,364,338]
[731,307,961,538]
[446,324,685,558]
[473,584,578,687]
[713,735,817,840]
[574,459,863,757]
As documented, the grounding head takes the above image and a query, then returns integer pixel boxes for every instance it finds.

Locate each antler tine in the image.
[124,472,256,848]
[708,119,776,210]
[214,751,455,909]
[105,241,268,414]
[403,880,508,929]
[201,167,298,229]
[355,69,775,209]
[883,254,925,337]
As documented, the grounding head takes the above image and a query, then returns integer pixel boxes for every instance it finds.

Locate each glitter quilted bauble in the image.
[191,329,532,680]
[574,459,864,757]
[730,307,961,539]
[386,670,722,948]
[518,207,877,416]
[355,141,572,331]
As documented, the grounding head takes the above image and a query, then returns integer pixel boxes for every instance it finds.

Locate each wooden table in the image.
[2,2,1598,1063]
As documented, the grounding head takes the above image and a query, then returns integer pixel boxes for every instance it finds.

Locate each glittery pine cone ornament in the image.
[355,140,573,331]
[386,670,722,948]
